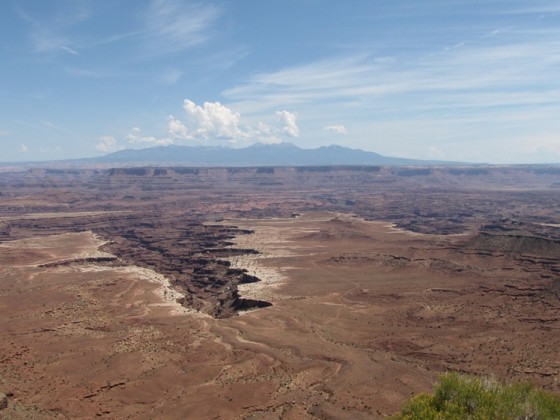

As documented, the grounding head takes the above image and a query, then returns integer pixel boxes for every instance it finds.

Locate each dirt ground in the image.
[1,212,559,418]
[0,166,559,418]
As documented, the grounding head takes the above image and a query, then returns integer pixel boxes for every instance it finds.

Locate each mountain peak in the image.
[95,143,457,166]
[247,142,299,149]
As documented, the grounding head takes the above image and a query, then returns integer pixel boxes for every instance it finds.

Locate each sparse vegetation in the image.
[392,372,560,419]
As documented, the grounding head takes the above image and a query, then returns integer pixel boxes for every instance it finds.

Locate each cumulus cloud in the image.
[182,99,245,140]
[93,100,299,153]
[127,127,173,146]
[323,124,348,135]
[276,111,299,138]
[252,122,282,144]
[167,99,298,144]
[97,129,173,154]
[167,116,188,139]
[95,135,122,152]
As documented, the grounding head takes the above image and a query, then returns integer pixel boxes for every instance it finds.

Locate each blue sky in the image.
[1,0,560,163]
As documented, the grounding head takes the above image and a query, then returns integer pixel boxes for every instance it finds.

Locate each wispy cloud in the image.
[143,0,222,55]
[197,46,251,73]
[41,120,76,135]
[16,0,223,59]
[221,15,560,162]
[60,46,79,55]
[16,1,91,55]
[29,29,77,55]
[64,67,115,78]
[507,2,560,14]
[225,33,560,120]
[158,68,183,86]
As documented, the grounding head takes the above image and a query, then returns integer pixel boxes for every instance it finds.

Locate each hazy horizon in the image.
[4,142,560,166]
[2,1,560,164]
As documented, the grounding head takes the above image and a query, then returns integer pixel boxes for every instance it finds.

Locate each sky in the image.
[1,0,560,163]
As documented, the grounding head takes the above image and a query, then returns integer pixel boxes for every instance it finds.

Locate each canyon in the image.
[0,165,558,418]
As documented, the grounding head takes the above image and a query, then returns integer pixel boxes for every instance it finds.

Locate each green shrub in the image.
[392,372,560,419]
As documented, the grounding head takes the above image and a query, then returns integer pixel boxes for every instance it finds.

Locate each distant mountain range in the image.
[88,143,461,166]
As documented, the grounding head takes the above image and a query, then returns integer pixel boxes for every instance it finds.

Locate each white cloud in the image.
[223,25,560,118]
[127,127,173,146]
[221,25,560,163]
[65,68,113,78]
[95,136,122,153]
[167,100,246,141]
[252,122,282,144]
[182,99,245,140]
[508,4,560,14]
[167,117,188,139]
[19,0,218,59]
[31,32,70,53]
[39,120,79,137]
[276,111,299,138]
[166,99,298,144]
[20,144,29,153]
[60,46,79,55]
[17,1,90,55]
[144,0,221,55]
[323,124,347,135]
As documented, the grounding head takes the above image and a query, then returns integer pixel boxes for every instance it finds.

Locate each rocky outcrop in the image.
[94,216,271,318]
[328,253,482,275]
[465,232,560,259]
[1,165,559,317]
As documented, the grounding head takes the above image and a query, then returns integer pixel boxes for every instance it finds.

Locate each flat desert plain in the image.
[0,166,559,418]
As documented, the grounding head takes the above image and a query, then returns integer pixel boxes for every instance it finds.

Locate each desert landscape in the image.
[1,165,559,418]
